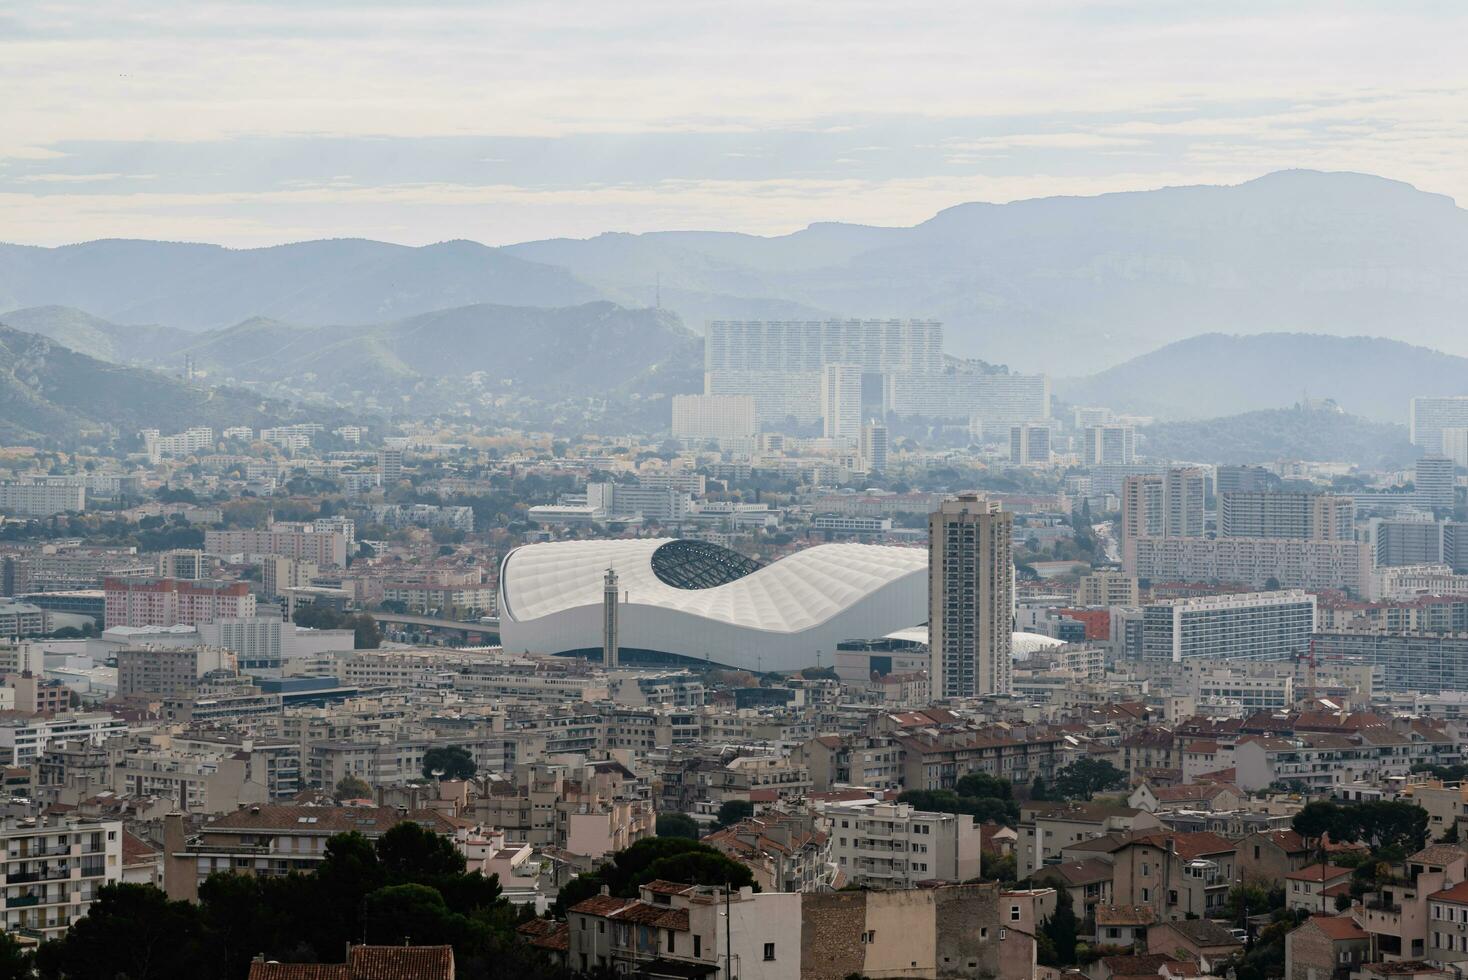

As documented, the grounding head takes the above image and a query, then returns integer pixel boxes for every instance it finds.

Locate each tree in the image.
[346,612,382,649]
[656,813,702,840]
[335,774,373,800]
[1291,800,1344,850]
[1039,889,1079,966]
[1052,759,1127,801]
[377,821,467,883]
[422,745,477,781]
[363,884,466,948]
[552,838,756,916]
[716,799,753,829]
[955,772,1013,801]
[35,883,208,980]
[0,932,32,980]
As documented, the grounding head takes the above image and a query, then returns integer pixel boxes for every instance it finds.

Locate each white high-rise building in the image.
[860,422,890,473]
[1417,455,1456,512]
[821,364,863,443]
[1443,429,1468,470]
[929,494,1013,698]
[706,319,943,375]
[1009,424,1051,465]
[1411,396,1468,451]
[1140,591,1317,664]
[671,394,758,444]
[1083,425,1136,465]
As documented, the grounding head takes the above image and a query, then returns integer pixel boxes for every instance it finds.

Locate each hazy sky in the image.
[2,1,1465,247]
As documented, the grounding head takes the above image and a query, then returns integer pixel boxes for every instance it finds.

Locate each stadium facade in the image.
[497,538,927,672]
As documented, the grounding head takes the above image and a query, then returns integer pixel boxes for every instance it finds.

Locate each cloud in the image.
[0,2,1463,243]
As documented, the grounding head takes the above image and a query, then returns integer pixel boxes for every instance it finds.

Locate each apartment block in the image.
[1139,591,1316,664]
[0,815,123,940]
[822,802,980,888]
[103,577,255,628]
[1219,491,1355,540]
[929,495,1014,698]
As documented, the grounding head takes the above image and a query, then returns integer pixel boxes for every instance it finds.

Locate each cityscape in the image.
[3,4,1468,980]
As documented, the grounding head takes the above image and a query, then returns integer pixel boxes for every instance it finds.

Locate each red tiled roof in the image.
[348,945,454,980]
[1286,864,1352,883]
[1307,914,1368,941]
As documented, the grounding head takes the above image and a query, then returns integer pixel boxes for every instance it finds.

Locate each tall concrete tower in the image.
[603,567,620,669]
[928,494,1013,698]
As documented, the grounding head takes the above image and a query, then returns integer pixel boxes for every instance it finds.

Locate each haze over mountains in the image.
[1058,333,1468,423]
[2,170,1465,378]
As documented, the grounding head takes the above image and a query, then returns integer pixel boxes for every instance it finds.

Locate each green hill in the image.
[0,323,326,445]
[1141,405,1417,468]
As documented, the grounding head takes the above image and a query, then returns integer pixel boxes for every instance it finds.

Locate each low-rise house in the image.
[1110,831,1239,921]
[1286,864,1354,914]
[1017,802,1162,877]
[568,881,799,980]
[1092,904,1156,951]
[1353,844,1468,963]
[1145,918,1243,973]
[246,945,455,980]
[1127,781,1244,814]
[1032,858,1114,921]
[1283,914,1370,980]
[1236,829,1314,884]
[701,810,834,893]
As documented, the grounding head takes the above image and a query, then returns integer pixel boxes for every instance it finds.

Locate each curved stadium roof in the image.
[498,538,927,671]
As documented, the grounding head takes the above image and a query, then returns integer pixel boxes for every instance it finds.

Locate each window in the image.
[598,921,605,934]
[694,935,701,958]
[1254,845,1261,860]
[666,930,675,953]
[999,929,1007,940]
[861,931,876,944]
[763,943,776,961]
[1141,863,1150,876]
[980,928,988,940]
[1010,906,1021,922]
[1141,888,1151,902]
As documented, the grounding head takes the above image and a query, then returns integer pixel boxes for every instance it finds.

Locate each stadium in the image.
[497,537,928,672]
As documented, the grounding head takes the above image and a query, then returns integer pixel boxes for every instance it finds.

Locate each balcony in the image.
[6,895,39,908]
[6,867,71,884]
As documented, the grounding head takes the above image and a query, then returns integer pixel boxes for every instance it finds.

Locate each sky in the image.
[2,1,1466,247]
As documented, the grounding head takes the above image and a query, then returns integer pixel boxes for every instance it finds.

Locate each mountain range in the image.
[3,170,1466,375]
[1057,333,1468,423]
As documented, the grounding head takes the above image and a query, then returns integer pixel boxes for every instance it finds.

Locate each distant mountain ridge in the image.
[1058,332,1468,422]
[1141,405,1415,469]
[3,170,1466,374]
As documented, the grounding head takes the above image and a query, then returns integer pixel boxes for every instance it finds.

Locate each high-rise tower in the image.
[928,494,1013,698]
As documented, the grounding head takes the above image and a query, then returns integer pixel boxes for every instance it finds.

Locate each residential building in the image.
[1284,864,1353,914]
[1016,802,1162,878]
[1412,396,1468,451]
[162,805,461,901]
[702,811,835,893]
[103,577,255,628]
[1083,425,1136,466]
[860,422,890,473]
[929,495,1014,698]
[1075,571,1139,607]
[0,815,122,940]
[1219,491,1355,540]
[1110,831,1238,921]
[1009,424,1052,466]
[1417,455,1457,511]
[204,523,348,568]
[1313,631,1468,694]
[820,364,863,443]
[671,394,758,445]
[1139,591,1316,664]
[1283,914,1370,980]
[567,880,800,980]
[116,645,237,697]
[0,480,85,518]
[823,801,980,888]
[1128,536,1369,594]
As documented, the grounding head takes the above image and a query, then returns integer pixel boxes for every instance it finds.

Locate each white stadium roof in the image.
[498,538,928,672]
